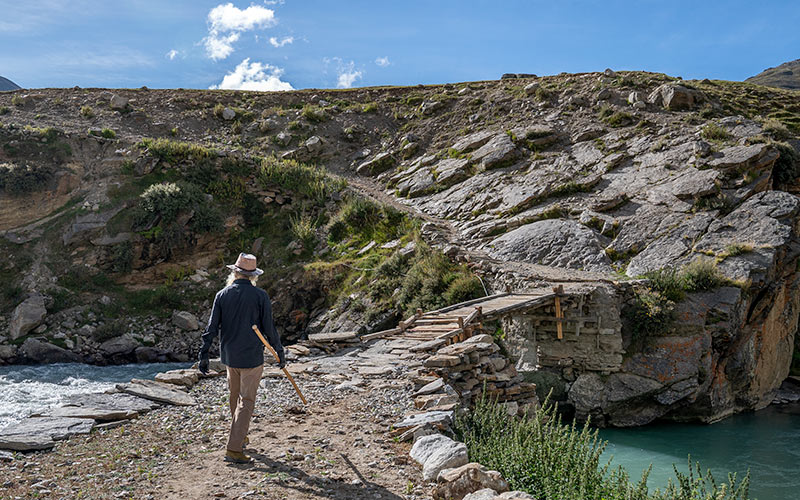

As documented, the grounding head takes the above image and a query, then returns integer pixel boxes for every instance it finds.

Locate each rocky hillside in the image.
[746,59,800,90]
[0,70,798,425]
[0,76,21,91]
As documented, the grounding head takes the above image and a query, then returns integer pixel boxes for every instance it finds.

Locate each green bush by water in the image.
[454,396,750,500]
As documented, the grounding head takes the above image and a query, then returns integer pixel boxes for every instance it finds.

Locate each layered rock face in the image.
[0,73,798,425]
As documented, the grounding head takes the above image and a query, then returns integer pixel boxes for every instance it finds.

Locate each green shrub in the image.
[80,105,94,118]
[11,95,24,107]
[0,106,9,115]
[137,182,194,224]
[213,103,225,119]
[396,251,479,316]
[762,118,792,141]
[444,275,485,304]
[625,288,676,339]
[455,396,751,500]
[0,163,54,194]
[681,258,729,292]
[138,137,216,165]
[597,105,634,127]
[258,155,346,205]
[722,243,753,258]
[644,267,686,302]
[110,242,133,273]
[361,102,378,113]
[290,213,316,249]
[327,197,405,244]
[701,122,731,142]
[301,104,327,122]
[88,128,116,139]
[772,141,800,184]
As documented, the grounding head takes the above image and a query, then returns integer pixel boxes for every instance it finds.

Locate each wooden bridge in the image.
[363,286,570,350]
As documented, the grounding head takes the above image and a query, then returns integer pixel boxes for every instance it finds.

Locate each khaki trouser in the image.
[225,364,263,453]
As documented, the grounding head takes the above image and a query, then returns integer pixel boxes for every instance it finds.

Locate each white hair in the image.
[226,271,259,287]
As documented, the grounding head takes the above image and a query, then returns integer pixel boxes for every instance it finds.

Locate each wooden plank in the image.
[435,328,463,340]
[553,285,564,340]
[362,327,402,342]
[428,292,509,315]
[308,331,359,343]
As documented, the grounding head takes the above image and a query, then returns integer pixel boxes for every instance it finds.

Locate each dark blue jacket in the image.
[200,279,285,369]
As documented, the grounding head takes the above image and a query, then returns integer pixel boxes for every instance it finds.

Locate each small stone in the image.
[172,311,199,331]
[110,95,129,110]
[221,108,236,120]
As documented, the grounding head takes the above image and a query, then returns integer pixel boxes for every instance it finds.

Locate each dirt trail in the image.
[153,370,424,500]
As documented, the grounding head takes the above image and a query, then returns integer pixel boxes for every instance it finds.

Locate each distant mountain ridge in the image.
[0,76,21,91]
[746,59,800,90]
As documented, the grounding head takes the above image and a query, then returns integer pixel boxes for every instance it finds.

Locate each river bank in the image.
[0,362,190,429]
[0,371,424,499]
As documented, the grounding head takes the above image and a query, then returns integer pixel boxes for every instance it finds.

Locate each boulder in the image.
[487,219,612,273]
[19,338,80,364]
[109,95,129,110]
[99,335,139,356]
[356,152,395,176]
[303,135,323,154]
[524,82,539,96]
[155,369,200,388]
[410,433,469,481]
[397,167,436,197]
[498,492,536,499]
[45,407,138,421]
[172,311,199,331]
[0,345,18,362]
[414,378,445,396]
[647,84,704,110]
[62,206,124,245]
[463,490,500,500]
[704,144,779,173]
[435,158,471,188]
[0,417,94,451]
[471,133,518,170]
[63,392,160,413]
[433,463,509,500]
[117,379,197,406]
[451,130,494,154]
[9,294,47,340]
[221,107,236,120]
[395,411,454,430]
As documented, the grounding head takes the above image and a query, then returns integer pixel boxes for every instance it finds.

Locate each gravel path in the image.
[0,350,431,499]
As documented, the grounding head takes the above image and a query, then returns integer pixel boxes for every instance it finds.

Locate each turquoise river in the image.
[600,405,800,500]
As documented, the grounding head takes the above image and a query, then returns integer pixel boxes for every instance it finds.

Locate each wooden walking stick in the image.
[251,325,308,405]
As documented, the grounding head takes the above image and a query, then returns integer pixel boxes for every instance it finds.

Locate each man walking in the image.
[198,253,286,464]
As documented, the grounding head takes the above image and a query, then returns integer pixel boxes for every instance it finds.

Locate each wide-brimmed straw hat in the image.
[226,253,264,276]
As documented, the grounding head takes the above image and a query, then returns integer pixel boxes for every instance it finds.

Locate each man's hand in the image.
[198,349,210,375]
[278,358,286,369]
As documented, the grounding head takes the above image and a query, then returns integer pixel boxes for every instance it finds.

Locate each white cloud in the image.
[166,49,180,60]
[208,3,275,32]
[269,36,294,48]
[337,69,362,89]
[326,59,363,88]
[210,58,293,91]
[203,3,276,60]
[375,56,390,67]
[205,32,240,60]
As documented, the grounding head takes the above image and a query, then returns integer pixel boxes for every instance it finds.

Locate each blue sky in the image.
[1,1,798,90]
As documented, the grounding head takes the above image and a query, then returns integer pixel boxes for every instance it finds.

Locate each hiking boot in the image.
[224,450,252,464]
